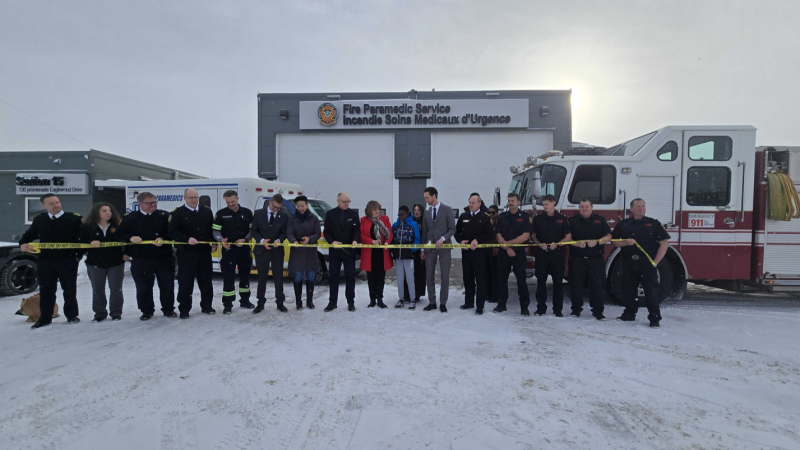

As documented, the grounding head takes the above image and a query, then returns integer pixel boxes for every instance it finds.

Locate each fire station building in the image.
[257,90,572,216]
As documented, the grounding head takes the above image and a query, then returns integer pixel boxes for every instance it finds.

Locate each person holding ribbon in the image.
[531,194,572,317]
[392,205,420,309]
[567,198,612,320]
[360,200,393,309]
[19,193,85,329]
[287,195,321,310]
[115,191,176,320]
[81,202,127,322]
[420,187,456,313]
[612,198,670,328]
[494,192,534,316]
[212,190,255,315]
[323,192,361,312]
[168,188,218,319]
[454,194,495,315]
[251,194,289,314]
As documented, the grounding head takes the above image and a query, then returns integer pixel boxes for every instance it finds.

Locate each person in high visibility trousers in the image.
[213,190,255,315]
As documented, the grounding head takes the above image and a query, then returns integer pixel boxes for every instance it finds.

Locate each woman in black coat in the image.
[287,196,321,310]
[81,202,127,322]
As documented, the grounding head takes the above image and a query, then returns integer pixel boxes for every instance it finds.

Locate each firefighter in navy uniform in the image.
[531,194,572,317]
[168,188,217,319]
[114,191,176,320]
[19,194,84,329]
[454,194,495,315]
[612,198,670,328]
[212,190,255,315]
[567,198,612,320]
[493,192,534,316]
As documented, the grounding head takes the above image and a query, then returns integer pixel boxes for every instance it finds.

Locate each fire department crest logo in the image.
[318,103,338,127]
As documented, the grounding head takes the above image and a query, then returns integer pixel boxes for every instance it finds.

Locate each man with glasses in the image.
[251,194,290,314]
[323,192,361,312]
[115,191,176,320]
[168,188,217,319]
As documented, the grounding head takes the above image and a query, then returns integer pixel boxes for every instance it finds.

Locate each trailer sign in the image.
[688,213,715,228]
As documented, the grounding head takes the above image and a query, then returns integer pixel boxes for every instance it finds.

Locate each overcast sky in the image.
[1,0,798,178]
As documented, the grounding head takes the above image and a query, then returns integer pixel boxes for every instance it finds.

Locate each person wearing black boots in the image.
[19,194,85,329]
[212,190,255,315]
[251,194,290,314]
[360,201,393,309]
[323,192,361,312]
[494,193,534,316]
[81,202,127,322]
[403,203,427,308]
[487,205,501,304]
[287,196,321,310]
[612,198,670,328]
[455,194,495,315]
[114,191,176,320]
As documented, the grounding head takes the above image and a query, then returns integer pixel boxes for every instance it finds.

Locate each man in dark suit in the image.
[420,186,456,313]
[323,192,361,312]
[19,193,84,329]
[251,193,289,313]
[168,188,217,319]
[115,191,176,320]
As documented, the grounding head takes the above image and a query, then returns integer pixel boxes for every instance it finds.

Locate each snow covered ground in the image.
[1,267,799,450]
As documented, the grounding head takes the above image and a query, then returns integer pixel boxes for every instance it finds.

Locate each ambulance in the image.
[95,178,334,282]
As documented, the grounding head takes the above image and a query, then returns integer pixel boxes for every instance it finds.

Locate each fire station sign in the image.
[16,173,88,195]
[299,99,530,130]
[687,213,715,228]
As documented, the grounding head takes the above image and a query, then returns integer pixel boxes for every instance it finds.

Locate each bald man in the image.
[168,188,217,319]
[322,192,361,312]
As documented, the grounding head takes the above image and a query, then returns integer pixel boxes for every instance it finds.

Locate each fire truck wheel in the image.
[606,257,674,305]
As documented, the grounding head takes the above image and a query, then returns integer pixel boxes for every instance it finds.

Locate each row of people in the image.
[18,186,669,329]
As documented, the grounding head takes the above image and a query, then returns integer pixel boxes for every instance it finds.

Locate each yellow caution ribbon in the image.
[25,239,656,266]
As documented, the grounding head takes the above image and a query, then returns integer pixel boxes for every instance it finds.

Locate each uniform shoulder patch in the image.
[73,213,82,217]
[168,215,172,222]
[529,215,533,223]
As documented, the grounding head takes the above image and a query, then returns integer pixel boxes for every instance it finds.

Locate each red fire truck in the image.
[505,125,800,302]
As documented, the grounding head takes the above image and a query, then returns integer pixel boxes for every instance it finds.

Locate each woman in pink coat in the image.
[360,200,393,308]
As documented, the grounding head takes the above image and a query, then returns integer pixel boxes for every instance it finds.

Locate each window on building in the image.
[657,141,678,161]
[568,165,616,205]
[686,167,731,206]
[688,136,733,161]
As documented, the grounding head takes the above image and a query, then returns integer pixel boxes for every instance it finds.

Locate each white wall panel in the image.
[429,131,553,212]
[276,134,395,219]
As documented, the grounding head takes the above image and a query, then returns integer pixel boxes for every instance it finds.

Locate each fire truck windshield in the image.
[603,131,657,156]
[509,164,568,206]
